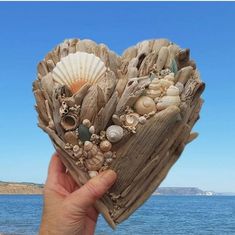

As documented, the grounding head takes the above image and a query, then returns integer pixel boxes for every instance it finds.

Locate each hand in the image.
[39,153,117,235]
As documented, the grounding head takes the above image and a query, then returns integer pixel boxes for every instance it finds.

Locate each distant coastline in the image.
[0,181,43,195]
[0,181,234,196]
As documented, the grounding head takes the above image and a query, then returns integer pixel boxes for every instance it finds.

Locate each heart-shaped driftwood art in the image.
[33,38,205,228]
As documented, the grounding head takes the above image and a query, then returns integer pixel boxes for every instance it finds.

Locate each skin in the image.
[39,153,117,235]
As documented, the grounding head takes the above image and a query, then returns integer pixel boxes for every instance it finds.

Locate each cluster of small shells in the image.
[35,38,200,178]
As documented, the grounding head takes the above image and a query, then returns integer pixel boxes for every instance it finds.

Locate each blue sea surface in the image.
[0,195,235,235]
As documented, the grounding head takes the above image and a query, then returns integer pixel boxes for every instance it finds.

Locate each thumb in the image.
[65,170,117,213]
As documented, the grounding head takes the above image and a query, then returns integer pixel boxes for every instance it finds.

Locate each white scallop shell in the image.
[106,125,124,143]
[52,52,107,93]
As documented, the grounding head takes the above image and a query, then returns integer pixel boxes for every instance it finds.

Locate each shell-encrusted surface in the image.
[34,38,205,229]
[52,52,107,94]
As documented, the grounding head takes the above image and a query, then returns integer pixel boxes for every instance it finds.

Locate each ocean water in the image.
[0,195,235,235]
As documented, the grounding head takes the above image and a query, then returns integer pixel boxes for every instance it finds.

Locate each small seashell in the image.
[85,152,104,171]
[61,114,78,131]
[124,113,139,127]
[88,171,98,178]
[59,101,69,116]
[73,145,80,153]
[166,85,180,96]
[64,131,78,145]
[84,141,93,151]
[146,89,161,99]
[112,114,122,126]
[138,116,147,124]
[151,77,160,84]
[100,140,112,152]
[134,96,156,115]
[156,95,181,110]
[148,83,161,90]
[74,148,83,158]
[164,73,175,82]
[175,82,184,94]
[106,125,124,143]
[90,145,98,156]
[159,79,173,89]
[78,124,92,142]
[103,151,113,158]
[52,52,107,94]
[89,125,95,134]
[106,157,113,164]
[82,119,91,128]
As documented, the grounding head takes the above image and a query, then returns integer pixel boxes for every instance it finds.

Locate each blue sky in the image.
[0,2,234,192]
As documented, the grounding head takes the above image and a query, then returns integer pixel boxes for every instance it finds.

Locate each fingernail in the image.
[100,170,117,187]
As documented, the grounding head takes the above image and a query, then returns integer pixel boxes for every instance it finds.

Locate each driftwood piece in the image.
[97,70,117,101]
[115,76,128,97]
[72,83,91,106]
[110,106,180,194]
[94,92,119,133]
[33,90,49,125]
[80,85,98,122]
[51,89,64,138]
[115,77,150,115]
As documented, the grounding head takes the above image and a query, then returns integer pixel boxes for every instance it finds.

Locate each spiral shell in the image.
[146,89,161,99]
[100,140,112,152]
[166,85,180,96]
[159,79,173,89]
[134,96,156,115]
[106,125,124,143]
[85,152,104,171]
